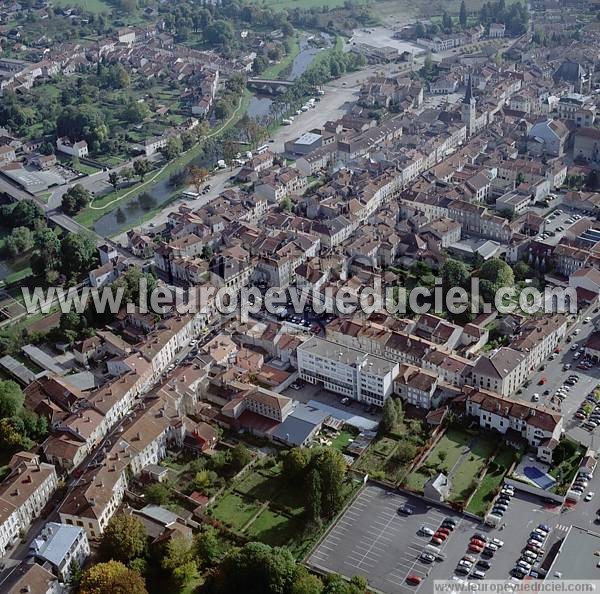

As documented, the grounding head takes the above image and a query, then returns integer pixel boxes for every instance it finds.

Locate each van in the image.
[424,544,442,557]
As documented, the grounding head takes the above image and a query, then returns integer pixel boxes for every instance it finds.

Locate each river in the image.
[92,35,330,238]
[247,36,329,120]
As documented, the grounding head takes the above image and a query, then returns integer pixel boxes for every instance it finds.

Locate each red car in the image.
[430,537,443,546]
[468,543,483,553]
[437,527,450,536]
[471,538,486,548]
[433,532,447,541]
[406,575,422,586]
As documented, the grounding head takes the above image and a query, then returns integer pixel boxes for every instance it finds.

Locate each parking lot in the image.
[536,207,590,246]
[308,483,600,593]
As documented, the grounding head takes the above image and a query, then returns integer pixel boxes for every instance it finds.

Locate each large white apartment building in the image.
[0,453,58,556]
[297,337,399,407]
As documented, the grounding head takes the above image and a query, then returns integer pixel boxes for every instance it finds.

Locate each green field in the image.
[403,428,496,503]
[210,492,263,530]
[52,0,112,14]
[448,435,497,504]
[466,446,517,516]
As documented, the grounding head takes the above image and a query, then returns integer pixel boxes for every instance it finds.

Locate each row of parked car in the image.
[575,384,600,432]
[455,531,505,580]
[570,468,594,499]
[487,483,514,524]
[510,524,550,579]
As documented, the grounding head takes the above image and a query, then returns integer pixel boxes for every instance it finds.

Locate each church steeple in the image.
[461,73,476,137]
[463,73,474,104]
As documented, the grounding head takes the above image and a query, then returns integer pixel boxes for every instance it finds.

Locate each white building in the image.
[297,336,399,407]
[56,137,89,158]
[465,388,563,462]
[489,23,506,38]
[30,522,90,581]
[0,453,58,556]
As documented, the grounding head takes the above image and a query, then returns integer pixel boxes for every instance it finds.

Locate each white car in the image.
[574,329,581,335]
[585,317,592,324]
[585,492,595,502]
[491,538,504,547]
[419,526,435,536]
[571,344,579,351]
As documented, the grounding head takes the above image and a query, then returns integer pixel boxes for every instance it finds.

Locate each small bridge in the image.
[247,78,295,94]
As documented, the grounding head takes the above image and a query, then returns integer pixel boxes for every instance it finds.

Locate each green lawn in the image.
[448,436,497,504]
[426,428,471,473]
[549,439,586,495]
[52,0,111,13]
[330,429,356,452]
[210,493,263,531]
[244,507,295,546]
[466,446,517,516]
[403,428,488,498]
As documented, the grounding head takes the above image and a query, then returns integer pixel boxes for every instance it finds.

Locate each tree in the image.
[112,266,157,306]
[229,443,252,473]
[513,261,531,282]
[479,257,514,289]
[133,159,151,182]
[415,22,426,37]
[79,561,148,594]
[205,19,235,48]
[460,0,468,27]
[122,100,149,124]
[0,380,24,418]
[281,196,293,213]
[108,171,120,190]
[161,136,183,160]
[60,233,97,279]
[11,200,44,230]
[56,104,108,151]
[195,525,222,567]
[306,466,322,528]
[312,449,346,519]
[552,438,577,465]
[5,226,33,257]
[515,172,525,186]
[99,515,147,563]
[161,536,199,589]
[204,542,296,594]
[61,184,91,215]
[291,566,324,594]
[144,481,173,505]
[380,397,398,434]
[441,259,469,289]
[187,165,209,193]
[0,417,32,450]
[282,447,311,484]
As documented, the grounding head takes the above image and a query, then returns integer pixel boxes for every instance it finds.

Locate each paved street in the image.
[516,308,600,446]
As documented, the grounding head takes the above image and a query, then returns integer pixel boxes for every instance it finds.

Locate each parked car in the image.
[406,575,422,585]
[398,504,414,515]
[419,526,435,537]
[420,552,435,563]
